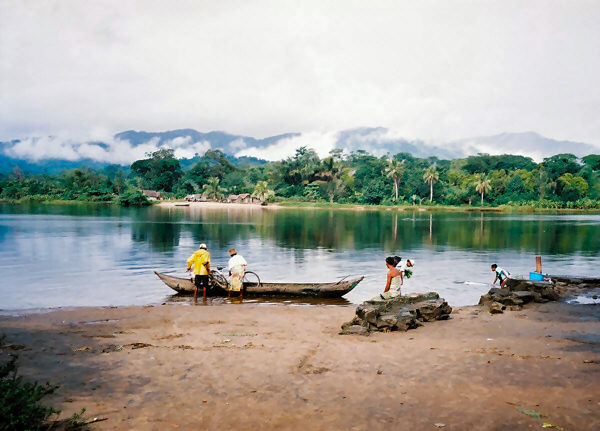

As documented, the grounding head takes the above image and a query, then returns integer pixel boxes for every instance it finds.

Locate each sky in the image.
[1,0,600,161]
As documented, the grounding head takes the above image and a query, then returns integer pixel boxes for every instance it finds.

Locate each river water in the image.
[1,203,599,311]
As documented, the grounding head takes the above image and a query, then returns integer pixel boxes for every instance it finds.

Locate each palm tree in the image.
[422,166,439,203]
[385,158,405,201]
[252,180,275,202]
[474,174,492,206]
[202,177,222,200]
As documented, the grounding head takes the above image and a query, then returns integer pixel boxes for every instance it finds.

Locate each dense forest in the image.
[1,147,599,209]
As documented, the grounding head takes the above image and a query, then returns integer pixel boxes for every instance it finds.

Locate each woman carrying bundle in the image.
[378,256,404,300]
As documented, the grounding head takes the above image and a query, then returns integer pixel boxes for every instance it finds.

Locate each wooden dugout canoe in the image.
[154,271,363,298]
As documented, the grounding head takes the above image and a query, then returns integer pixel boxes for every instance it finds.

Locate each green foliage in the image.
[362,178,387,205]
[385,158,405,201]
[462,154,536,174]
[118,190,151,207]
[220,170,248,194]
[423,166,439,202]
[202,177,224,200]
[302,183,322,201]
[557,173,588,201]
[131,148,182,192]
[0,354,59,430]
[2,146,599,209]
[582,154,600,171]
[252,181,275,202]
[474,174,492,206]
[542,153,580,180]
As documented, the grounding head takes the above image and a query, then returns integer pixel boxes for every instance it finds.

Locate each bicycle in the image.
[209,266,261,293]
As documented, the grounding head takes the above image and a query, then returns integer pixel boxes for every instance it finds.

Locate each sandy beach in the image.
[1,301,599,431]
[158,201,279,210]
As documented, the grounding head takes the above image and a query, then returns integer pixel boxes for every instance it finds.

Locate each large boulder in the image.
[415,299,453,322]
[512,291,534,303]
[356,304,380,325]
[480,279,564,313]
[340,292,451,334]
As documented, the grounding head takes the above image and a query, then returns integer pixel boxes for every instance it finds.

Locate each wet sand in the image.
[1,302,599,430]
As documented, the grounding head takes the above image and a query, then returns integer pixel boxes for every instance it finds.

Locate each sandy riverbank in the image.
[156,200,600,214]
[158,201,279,210]
[157,201,465,212]
[1,302,599,430]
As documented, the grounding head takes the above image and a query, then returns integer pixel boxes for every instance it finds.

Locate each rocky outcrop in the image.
[479,279,565,314]
[340,292,452,335]
[549,275,600,286]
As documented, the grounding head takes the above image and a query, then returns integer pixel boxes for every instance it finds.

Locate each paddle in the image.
[335,275,351,285]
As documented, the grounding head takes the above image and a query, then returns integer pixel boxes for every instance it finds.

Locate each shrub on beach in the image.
[118,191,151,207]
[0,334,89,431]
[0,354,59,430]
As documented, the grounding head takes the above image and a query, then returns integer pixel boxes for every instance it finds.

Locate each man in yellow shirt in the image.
[186,243,211,299]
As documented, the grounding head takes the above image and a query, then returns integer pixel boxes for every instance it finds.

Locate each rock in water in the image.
[480,279,564,313]
[340,292,452,334]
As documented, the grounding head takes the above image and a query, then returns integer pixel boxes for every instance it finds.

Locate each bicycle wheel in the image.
[210,270,229,290]
[243,270,261,287]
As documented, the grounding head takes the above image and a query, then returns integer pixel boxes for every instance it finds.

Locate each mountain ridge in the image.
[1,128,598,174]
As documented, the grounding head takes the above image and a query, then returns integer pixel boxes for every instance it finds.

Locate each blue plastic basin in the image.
[529,272,544,281]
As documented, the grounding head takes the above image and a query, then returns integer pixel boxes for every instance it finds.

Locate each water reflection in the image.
[165,294,352,307]
[0,203,599,310]
[130,206,600,256]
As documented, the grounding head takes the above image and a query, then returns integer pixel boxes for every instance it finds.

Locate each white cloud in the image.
[229,138,247,151]
[173,141,211,159]
[1,134,212,164]
[0,0,600,150]
[165,136,192,148]
[5,136,81,161]
[236,131,339,161]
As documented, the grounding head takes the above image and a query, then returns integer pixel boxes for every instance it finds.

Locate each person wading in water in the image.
[227,248,247,298]
[187,243,211,299]
[491,263,510,288]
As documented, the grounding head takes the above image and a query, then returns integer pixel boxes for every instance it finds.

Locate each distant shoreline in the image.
[157,199,600,214]
[2,198,600,214]
[157,201,278,210]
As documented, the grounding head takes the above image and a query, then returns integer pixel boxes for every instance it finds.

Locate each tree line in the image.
[1,147,599,209]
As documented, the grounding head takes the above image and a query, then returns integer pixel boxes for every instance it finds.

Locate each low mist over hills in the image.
[0,128,598,174]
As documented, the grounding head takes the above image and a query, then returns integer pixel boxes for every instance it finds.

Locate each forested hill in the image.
[1,129,598,175]
[1,146,599,210]
[0,152,266,175]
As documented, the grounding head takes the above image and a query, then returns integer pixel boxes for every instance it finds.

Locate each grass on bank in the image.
[274,200,600,213]
[2,196,600,214]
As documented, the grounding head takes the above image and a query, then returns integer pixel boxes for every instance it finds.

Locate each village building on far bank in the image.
[226,193,262,204]
[141,190,162,201]
[238,193,251,203]
[185,194,207,202]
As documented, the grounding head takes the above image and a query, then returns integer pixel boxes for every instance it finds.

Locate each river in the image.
[1,203,599,311]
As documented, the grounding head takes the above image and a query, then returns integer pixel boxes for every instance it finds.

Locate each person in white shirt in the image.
[491,264,510,288]
[228,248,247,296]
